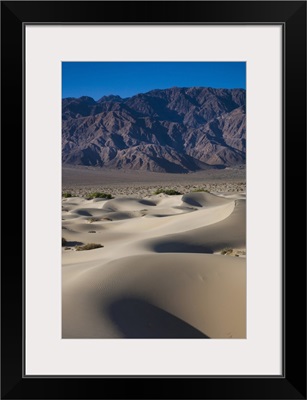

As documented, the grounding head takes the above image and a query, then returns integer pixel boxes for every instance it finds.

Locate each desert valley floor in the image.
[62,167,246,338]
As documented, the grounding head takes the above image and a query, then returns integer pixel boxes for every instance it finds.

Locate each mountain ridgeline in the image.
[62,87,246,173]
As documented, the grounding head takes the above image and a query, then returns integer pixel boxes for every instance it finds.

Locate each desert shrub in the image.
[86,192,113,200]
[154,189,181,195]
[192,188,210,193]
[88,217,101,223]
[62,237,67,246]
[62,192,72,198]
[76,243,104,251]
[221,248,233,255]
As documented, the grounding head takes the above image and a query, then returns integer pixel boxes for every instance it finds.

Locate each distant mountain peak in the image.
[97,94,123,103]
[78,96,96,103]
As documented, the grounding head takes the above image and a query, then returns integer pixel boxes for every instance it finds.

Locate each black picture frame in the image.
[1,1,306,399]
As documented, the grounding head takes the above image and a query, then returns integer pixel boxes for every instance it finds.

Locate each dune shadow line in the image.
[107,298,209,339]
[153,240,214,254]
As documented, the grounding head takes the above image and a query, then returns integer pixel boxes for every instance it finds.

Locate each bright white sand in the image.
[62,191,246,338]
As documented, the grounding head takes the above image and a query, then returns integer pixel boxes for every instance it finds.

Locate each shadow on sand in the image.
[65,241,84,247]
[107,298,209,339]
[153,240,214,254]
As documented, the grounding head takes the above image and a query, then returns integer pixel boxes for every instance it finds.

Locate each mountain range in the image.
[62,86,246,173]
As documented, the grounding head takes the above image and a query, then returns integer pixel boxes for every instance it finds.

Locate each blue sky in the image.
[62,62,246,99]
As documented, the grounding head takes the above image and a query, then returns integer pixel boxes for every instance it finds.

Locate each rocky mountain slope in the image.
[62,87,246,173]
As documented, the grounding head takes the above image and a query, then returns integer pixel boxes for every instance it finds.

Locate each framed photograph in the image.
[1,1,306,399]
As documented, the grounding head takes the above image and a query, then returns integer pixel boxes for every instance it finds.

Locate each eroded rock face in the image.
[62,87,246,173]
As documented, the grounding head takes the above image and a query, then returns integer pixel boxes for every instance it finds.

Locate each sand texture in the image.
[62,190,246,338]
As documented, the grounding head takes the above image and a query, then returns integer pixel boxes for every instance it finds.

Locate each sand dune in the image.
[62,191,246,338]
